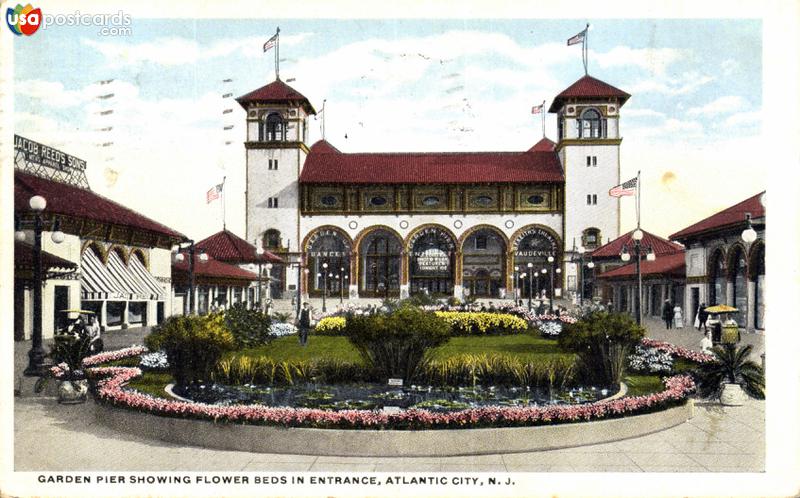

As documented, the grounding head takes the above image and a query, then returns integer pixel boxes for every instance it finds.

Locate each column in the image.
[121,301,130,329]
[746,280,756,332]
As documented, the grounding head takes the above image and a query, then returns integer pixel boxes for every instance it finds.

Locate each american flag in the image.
[609,177,638,197]
[531,104,544,114]
[567,29,586,46]
[263,33,278,52]
[206,183,223,203]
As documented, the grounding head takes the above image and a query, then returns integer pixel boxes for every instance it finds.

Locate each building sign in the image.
[14,134,87,171]
[305,228,351,254]
[513,227,559,258]
[413,248,450,273]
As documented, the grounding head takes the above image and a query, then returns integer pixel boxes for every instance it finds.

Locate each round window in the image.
[320,195,337,206]
[370,196,387,206]
[527,194,545,205]
[474,195,493,206]
[422,196,440,206]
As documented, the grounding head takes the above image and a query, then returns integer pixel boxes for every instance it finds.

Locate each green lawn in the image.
[126,372,173,399]
[233,333,574,364]
[623,374,665,397]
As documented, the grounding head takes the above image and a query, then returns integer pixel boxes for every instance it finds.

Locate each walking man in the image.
[662,300,674,330]
[698,303,709,332]
[297,302,311,346]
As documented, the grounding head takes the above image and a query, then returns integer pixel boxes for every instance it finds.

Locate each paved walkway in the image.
[12,310,765,473]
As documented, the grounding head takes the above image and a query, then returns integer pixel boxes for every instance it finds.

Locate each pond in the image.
[171,383,616,412]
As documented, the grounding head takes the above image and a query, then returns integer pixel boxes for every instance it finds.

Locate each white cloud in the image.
[688,96,747,116]
[623,108,666,119]
[82,33,313,67]
[721,59,740,76]
[723,110,761,128]
[593,46,685,76]
[628,72,714,96]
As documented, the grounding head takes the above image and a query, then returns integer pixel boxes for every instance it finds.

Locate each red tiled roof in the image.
[549,75,630,112]
[196,229,283,264]
[670,191,766,241]
[529,137,556,152]
[15,240,77,270]
[172,252,258,281]
[596,251,685,280]
[236,79,316,114]
[590,229,684,259]
[15,171,184,240]
[299,140,564,185]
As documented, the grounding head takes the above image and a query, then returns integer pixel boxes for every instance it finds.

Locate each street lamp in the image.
[513,265,520,302]
[547,255,555,313]
[541,268,548,306]
[321,262,329,312]
[520,272,528,310]
[175,241,207,314]
[741,215,757,243]
[620,229,654,325]
[15,195,65,376]
[533,271,539,303]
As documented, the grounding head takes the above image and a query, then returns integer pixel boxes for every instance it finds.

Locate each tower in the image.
[550,75,630,256]
[236,79,316,256]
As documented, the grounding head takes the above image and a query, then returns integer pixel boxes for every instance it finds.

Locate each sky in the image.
[10,17,765,241]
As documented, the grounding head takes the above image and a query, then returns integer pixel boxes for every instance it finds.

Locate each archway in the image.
[510,225,561,300]
[728,244,747,326]
[708,248,726,305]
[357,228,402,298]
[407,225,456,296]
[304,227,352,297]
[460,226,506,298]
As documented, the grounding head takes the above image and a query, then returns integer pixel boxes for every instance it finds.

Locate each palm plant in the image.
[697,344,765,399]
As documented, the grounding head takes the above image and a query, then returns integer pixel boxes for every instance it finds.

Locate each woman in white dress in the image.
[673,305,684,329]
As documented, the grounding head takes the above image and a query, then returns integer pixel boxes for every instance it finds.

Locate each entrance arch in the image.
[510,225,562,299]
[708,247,726,305]
[355,226,403,298]
[302,226,352,297]
[406,225,456,296]
[459,225,507,298]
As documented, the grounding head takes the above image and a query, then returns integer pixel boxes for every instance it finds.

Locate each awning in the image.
[81,249,130,300]
[81,249,165,301]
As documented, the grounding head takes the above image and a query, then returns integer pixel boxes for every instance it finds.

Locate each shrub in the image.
[223,302,273,348]
[145,314,236,386]
[434,312,528,335]
[343,304,450,382]
[417,353,577,389]
[696,343,765,399]
[558,311,644,387]
[314,316,347,335]
[213,356,368,385]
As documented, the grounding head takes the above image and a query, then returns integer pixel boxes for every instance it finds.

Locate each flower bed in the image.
[640,338,715,364]
[628,345,674,373]
[315,312,529,336]
[314,316,347,335]
[269,322,297,337]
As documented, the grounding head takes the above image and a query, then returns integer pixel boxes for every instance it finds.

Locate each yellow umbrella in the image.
[59,309,96,314]
[704,304,738,313]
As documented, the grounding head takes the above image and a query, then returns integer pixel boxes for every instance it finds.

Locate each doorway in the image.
[54,285,70,332]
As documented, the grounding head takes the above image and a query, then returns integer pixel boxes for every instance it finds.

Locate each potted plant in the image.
[696,343,764,406]
[35,334,93,404]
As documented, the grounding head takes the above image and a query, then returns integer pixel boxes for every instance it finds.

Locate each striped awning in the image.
[81,249,130,300]
[81,250,165,301]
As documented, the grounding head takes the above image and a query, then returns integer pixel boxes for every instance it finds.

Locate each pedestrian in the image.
[662,300,674,329]
[296,302,311,346]
[674,304,684,329]
[700,330,713,354]
[698,304,709,332]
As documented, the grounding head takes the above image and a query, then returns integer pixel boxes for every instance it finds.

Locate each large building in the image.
[238,75,630,300]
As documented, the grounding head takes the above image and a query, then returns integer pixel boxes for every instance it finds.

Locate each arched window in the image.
[259,113,285,142]
[263,229,281,250]
[306,229,351,296]
[582,228,601,250]
[409,227,455,296]
[578,108,604,139]
[462,228,506,298]
[359,229,402,297]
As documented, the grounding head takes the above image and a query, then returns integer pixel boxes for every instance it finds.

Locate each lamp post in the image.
[513,265,520,302]
[576,245,586,306]
[586,260,595,304]
[547,255,556,313]
[520,273,528,310]
[541,268,548,310]
[321,262,329,312]
[175,240,207,314]
[16,195,66,376]
[339,266,346,303]
[620,229,655,325]
[533,271,539,302]
[526,262,534,309]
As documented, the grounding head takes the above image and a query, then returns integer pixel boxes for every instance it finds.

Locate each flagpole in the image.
[275,27,280,80]
[222,176,227,230]
[636,170,641,229]
[541,100,546,137]
[583,23,589,75]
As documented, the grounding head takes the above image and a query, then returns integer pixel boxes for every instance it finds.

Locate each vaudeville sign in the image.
[513,227,559,258]
[14,134,87,171]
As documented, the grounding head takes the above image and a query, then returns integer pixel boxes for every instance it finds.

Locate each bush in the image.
[696,343,765,399]
[558,311,644,387]
[145,314,236,386]
[417,354,577,389]
[223,302,273,348]
[314,316,347,335]
[213,356,368,385]
[434,312,528,335]
[343,304,450,382]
